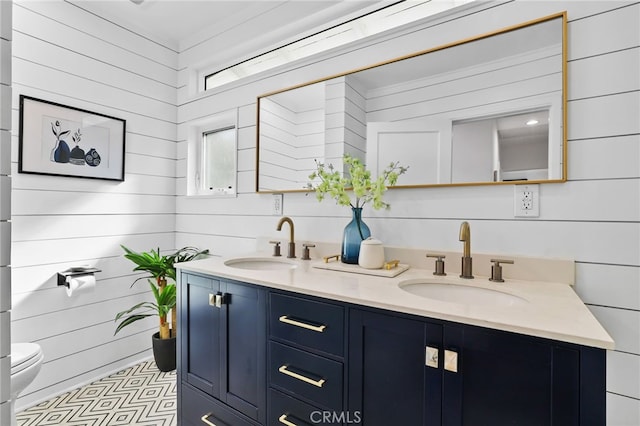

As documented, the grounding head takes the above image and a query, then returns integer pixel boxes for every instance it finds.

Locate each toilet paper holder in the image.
[57,267,101,287]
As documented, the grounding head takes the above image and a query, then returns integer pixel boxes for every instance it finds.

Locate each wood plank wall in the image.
[0,0,11,423]
[176,1,640,424]
[10,0,178,410]
[258,97,324,190]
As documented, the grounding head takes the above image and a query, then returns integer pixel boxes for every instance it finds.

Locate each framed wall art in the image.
[19,95,126,181]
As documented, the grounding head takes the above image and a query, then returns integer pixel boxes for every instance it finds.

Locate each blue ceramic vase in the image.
[52,140,70,163]
[341,207,371,264]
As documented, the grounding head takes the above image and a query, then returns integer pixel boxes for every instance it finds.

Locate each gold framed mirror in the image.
[256,12,567,193]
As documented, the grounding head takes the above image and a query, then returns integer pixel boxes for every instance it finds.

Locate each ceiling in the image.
[69,0,393,52]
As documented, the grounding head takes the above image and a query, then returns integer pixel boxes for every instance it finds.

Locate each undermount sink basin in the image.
[399,280,528,307]
[223,257,297,271]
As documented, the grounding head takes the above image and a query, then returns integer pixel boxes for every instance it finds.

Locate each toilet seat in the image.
[10,342,44,426]
[11,343,43,375]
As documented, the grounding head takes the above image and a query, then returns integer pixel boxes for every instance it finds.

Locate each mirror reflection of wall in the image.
[259,84,326,191]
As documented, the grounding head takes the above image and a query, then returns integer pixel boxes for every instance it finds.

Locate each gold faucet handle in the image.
[302,243,316,261]
[426,253,447,276]
[426,253,446,260]
[489,259,514,282]
[490,258,514,265]
[269,240,281,257]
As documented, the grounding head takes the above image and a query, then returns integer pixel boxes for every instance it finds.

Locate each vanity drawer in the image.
[270,292,345,357]
[269,341,343,411]
[269,388,326,426]
[180,384,258,426]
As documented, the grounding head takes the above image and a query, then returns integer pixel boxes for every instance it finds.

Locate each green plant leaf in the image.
[114,301,152,321]
[114,314,153,335]
[117,244,207,336]
[306,154,407,210]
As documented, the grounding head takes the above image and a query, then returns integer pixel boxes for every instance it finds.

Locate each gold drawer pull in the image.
[278,365,325,387]
[279,315,326,333]
[201,414,217,426]
[279,414,298,426]
[384,259,400,270]
[323,254,340,263]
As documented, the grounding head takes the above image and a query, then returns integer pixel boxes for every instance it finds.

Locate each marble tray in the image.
[312,260,410,278]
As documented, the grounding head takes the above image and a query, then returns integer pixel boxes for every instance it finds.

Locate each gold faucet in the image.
[459,221,473,279]
[276,216,296,258]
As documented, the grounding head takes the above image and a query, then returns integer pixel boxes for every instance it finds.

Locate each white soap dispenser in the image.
[358,237,385,269]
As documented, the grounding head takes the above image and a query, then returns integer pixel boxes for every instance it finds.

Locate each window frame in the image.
[186,110,238,198]
[201,125,237,196]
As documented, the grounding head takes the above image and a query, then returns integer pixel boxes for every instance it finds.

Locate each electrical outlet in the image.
[272,193,283,216]
[522,191,533,210]
[514,184,539,217]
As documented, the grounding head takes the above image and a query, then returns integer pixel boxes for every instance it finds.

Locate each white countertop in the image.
[176,253,615,350]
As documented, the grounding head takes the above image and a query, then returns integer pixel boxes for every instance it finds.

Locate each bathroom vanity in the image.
[176,254,613,426]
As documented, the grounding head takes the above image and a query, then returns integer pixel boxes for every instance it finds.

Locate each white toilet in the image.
[10,343,44,425]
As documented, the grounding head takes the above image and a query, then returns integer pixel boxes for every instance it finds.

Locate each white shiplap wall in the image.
[326,76,368,165]
[258,97,324,190]
[10,0,177,410]
[176,1,640,424]
[0,1,11,423]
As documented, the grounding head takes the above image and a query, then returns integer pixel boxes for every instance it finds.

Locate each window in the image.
[203,0,475,91]
[201,126,236,195]
[186,109,238,197]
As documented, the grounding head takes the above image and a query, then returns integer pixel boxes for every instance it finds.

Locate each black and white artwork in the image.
[19,95,126,181]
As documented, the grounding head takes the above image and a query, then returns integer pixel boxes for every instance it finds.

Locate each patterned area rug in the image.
[16,360,176,426]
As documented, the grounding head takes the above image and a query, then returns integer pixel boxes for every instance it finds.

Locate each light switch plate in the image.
[514,184,539,217]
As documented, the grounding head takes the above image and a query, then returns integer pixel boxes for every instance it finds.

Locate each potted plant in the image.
[307,154,407,263]
[114,245,209,371]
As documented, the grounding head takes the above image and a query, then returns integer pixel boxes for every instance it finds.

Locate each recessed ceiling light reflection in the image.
[526,119,539,126]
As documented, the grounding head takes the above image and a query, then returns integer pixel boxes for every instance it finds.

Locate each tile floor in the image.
[16,360,176,426]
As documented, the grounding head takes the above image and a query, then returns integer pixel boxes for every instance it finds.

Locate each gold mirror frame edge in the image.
[255,11,568,194]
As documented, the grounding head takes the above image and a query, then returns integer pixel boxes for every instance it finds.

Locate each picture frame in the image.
[18,95,126,181]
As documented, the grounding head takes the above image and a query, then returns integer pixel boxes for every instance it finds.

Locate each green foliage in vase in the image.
[307,154,408,210]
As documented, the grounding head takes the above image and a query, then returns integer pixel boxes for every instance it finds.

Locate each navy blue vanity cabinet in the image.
[440,324,605,426]
[177,272,606,426]
[267,292,347,426]
[348,309,440,425]
[178,272,266,425]
[348,307,606,426]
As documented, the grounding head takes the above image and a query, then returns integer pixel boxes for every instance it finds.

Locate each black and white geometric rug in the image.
[16,360,176,426]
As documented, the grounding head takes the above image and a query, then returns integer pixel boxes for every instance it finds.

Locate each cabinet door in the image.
[447,325,552,425]
[444,325,589,426]
[349,309,442,426]
[180,273,222,398]
[221,280,266,423]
